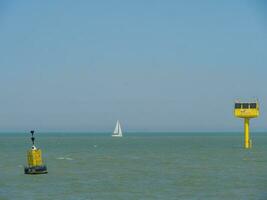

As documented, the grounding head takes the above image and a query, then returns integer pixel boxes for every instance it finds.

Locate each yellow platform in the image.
[234,102,259,118]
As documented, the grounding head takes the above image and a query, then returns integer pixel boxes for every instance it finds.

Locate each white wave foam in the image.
[56,156,74,160]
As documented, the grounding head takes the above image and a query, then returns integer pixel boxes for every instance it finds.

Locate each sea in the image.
[0,132,267,200]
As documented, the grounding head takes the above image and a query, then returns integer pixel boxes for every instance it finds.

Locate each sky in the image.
[0,0,266,132]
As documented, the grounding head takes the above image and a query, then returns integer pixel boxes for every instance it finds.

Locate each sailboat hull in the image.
[112,135,122,137]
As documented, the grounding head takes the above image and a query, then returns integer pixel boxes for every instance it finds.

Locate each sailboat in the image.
[112,120,123,137]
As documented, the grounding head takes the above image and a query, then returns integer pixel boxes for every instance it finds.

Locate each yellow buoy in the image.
[234,100,259,149]
[24,130,48,174]
[27,148,43,167]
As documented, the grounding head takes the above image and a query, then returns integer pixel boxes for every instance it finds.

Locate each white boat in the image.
[112,120,123,137]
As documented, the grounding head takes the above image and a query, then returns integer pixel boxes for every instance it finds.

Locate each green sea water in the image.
[0,132,267,200]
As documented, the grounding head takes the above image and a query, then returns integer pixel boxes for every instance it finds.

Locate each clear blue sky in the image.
[0,0,266,132]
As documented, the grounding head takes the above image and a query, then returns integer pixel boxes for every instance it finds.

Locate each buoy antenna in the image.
[30,130,35,145]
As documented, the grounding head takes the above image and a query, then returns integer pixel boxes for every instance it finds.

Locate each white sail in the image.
[112,120,123,137]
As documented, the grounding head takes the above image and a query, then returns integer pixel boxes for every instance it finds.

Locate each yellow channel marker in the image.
[234,100,260,149]
[24,130,48,174]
